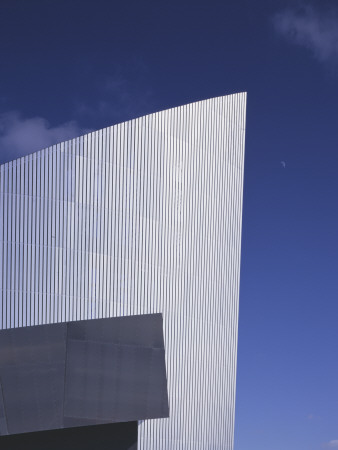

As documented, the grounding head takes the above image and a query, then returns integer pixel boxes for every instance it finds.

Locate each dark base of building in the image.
[0,421,137,450]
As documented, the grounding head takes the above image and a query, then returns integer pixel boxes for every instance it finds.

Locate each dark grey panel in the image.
[0,380,8,436]
[63,416,112,428]
[64,313,169,423]
[0,314,168,436]
[0,323,67,368]
[0,363,65,435]
[0,323,67,435]
[67,314,165,348]
[146,348,169,418]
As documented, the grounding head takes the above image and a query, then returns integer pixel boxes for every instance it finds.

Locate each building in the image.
[0,93,247,449]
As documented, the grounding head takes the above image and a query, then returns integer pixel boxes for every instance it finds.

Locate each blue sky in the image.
[1,1,338,448]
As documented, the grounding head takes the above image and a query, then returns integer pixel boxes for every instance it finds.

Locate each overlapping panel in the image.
[0,314,168,436]
[64,314,168,425]
[0,93,246,449]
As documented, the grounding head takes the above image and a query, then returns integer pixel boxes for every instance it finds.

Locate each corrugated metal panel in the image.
[0,93,247,449]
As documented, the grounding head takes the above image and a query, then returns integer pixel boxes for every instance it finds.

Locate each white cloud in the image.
[76,70,154,125]
[323,440,338,448]
[273,6,338,62]
[0,112,85,164]
[307,412,321,420]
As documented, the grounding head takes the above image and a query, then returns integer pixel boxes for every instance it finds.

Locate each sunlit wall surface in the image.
[0,93,246,449]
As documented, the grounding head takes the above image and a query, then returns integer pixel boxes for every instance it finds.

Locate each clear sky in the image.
[1,1,338,449]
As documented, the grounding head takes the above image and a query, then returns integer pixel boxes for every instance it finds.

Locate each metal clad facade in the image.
[0,93,247,449]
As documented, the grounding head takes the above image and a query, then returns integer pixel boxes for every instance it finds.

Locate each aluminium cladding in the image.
[0,93,247,450]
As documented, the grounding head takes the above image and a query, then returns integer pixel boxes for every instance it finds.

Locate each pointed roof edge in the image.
[0,92,247,168]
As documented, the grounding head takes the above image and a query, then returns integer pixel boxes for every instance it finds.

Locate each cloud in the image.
[76,65,154,127]
[273,6,338,62]
[76,81,153,125]
[323,441,338,448]
[0,112,86,164]
[307,412,321,420]
[0,63,153,165]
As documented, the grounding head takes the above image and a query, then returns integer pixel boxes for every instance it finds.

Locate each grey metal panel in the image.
[0,380,8,436]
[62,416,112,428]
[0,363,65,435]
[67,313,164,348]
[0,323,67,368]
[64,314,168,423]
[0,314,168,436]
[0,324,66,435]
[0,93,246,449]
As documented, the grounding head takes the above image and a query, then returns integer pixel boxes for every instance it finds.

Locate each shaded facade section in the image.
[0,314,168,436]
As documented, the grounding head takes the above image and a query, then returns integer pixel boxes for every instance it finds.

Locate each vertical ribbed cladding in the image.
[0,93,246,449]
